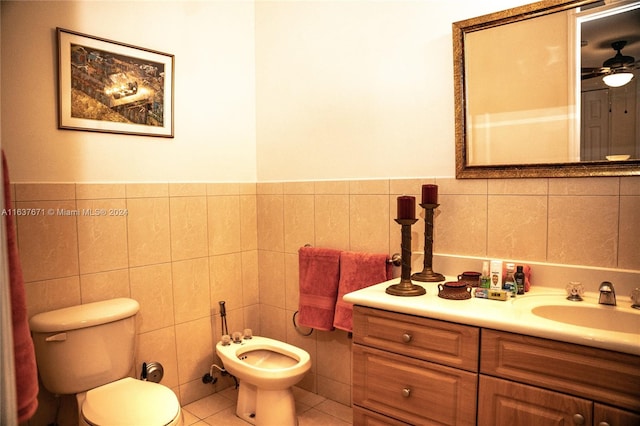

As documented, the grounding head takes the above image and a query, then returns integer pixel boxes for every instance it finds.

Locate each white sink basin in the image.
[531,304,640,334]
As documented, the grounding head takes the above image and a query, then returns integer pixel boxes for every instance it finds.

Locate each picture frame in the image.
[57,28,174,137]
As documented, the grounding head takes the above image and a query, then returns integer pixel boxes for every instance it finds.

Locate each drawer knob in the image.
[402,333,412,343]
[597,423,610,426]
[402,388,411,398]
[572,414,585,425]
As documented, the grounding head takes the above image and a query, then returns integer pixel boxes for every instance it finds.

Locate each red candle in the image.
[421,184,438,205]
[397,196,416,220]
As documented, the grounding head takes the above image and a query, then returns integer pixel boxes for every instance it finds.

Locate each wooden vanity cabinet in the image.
[352,306,479,425]
[480,330,640,426]
[352,306,640,426]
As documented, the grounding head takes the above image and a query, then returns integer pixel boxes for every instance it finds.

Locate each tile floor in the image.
[182,386,353,425]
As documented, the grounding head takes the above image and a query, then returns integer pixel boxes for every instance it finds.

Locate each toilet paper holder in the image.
[141,361,164,383]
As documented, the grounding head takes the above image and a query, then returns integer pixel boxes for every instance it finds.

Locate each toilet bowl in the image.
[216,335,311,426]
[78,377,182,426]
[29,298,183,426]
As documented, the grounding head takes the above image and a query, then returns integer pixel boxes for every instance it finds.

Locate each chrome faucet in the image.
[598,281,616,306]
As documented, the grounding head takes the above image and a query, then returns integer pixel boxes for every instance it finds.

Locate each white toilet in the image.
[29,298,182,426]
[216,334,311,426]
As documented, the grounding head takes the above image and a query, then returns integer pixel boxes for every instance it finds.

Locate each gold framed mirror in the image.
[453,0,640,178]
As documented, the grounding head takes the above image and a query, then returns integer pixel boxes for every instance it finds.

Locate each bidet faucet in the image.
[598,281,616,306]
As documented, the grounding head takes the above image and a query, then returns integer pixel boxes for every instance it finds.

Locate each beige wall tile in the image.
[257,182,284,195]
[549,177,619,195]
[207,183,240,196]
[238,182,257,195]
[126,183,169,198]
[284,253,299,312]
[170,196,209,261]
[130,263,174,333]
[434,194,487,256]
[241,250,259,306]
[315,180,349,195]
[16,200,79,282]
[77,199,129,274]
[487,195,547,261]
[284,194,314,253]
[127,197,171,267]
[436,177,487,195]
[208,195,242,255]
[284,181,315,194]
[15,183,75,201]
[173,257,211,324]
[316,331,351,384]
[258,250,285,309]
[315,194,349,250]
[210,253,243,314]
[257,194,284,251]
[136,326,179,389]
[24,276,81,318]
[548,196,618,267]
[350,194,389,252]
[317,374,351,407]
[76,184,126,199]
[620,176,640,195]
[80,269,130,303]
[240,194,258,251]
[488,178,548,195]
[175,317,214,384]
[169,183,206,197]
[390,178,432,196]
[349,179,389,195]
[618,195,640,269]
[258,304,286,341]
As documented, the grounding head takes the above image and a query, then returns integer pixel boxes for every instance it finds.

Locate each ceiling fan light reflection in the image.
[602,72,634,87]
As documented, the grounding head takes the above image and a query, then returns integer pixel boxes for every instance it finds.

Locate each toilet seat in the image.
[82,377,181,426]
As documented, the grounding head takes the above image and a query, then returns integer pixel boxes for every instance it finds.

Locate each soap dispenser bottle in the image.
[515,265,525,295]
[503,263,516,297]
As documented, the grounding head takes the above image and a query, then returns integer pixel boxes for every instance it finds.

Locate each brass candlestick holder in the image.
[411,203,445,282]
[386,218,426,296]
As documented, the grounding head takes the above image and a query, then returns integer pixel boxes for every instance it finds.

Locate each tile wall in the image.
[255,175,640,405]
[11,175,640,422]
[12,182,259,424]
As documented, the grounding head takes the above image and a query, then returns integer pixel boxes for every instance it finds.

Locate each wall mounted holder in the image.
[411,203,445,282]
[386,218,426,296]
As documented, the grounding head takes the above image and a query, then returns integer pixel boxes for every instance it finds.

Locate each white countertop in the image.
[343,278,640,356]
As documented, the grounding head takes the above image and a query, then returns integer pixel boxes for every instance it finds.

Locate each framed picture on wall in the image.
[57,28,174,137]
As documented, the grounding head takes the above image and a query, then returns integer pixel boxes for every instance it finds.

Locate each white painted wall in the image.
[1,0,257,183]
[254,0,533,181]
[1,0,535,183]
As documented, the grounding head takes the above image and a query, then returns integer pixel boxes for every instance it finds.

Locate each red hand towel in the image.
[2,150,39,422]
[333,251,393,332]
[297,247,342,331]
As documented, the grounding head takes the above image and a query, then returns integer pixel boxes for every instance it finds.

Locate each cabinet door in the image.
[478,376,592,426]
[594,403,640,426]
[353,344,477,425]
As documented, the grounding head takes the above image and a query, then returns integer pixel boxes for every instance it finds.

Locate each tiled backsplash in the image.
[11,176,640,420]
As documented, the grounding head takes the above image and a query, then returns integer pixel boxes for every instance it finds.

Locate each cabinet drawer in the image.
[353,406,411,425]
[478,375,593,426]
[481,329,640,412]
[353,305,480,372]
[353,344,477,426]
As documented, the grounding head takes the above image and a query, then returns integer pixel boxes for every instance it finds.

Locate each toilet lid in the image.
[82,377,179,426]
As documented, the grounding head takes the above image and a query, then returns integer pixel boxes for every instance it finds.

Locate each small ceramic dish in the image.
[437,281,472,300]
[606,154,630,161]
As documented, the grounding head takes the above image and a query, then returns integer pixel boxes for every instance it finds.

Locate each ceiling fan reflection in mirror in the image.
[582,40,638,87]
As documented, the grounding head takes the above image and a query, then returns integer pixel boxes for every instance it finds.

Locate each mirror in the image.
[454,0,640,178]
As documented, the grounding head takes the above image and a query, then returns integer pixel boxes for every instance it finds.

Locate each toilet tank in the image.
[29,298,140,395]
